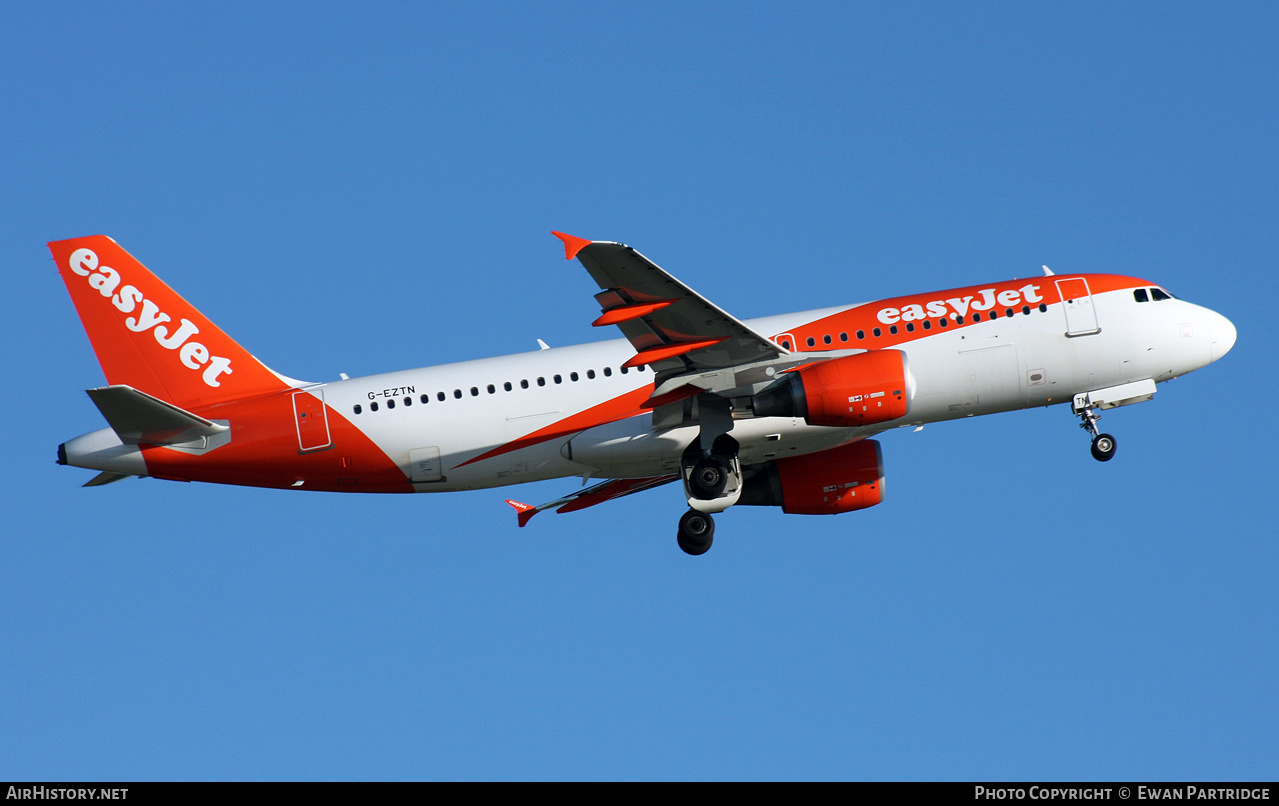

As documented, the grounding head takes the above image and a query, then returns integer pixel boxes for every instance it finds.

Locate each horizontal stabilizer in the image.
[83,470,134,487]
[86,385,230,445]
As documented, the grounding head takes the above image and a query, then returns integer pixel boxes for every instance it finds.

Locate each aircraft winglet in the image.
[505,499,538,528]
[551,231,592,261]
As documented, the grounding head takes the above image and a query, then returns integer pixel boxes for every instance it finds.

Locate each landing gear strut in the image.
[1074,399,1117,462]
[677,509,715,556]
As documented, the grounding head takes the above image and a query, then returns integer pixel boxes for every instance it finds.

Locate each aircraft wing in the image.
[553,232,785,374]
[505,474,678,527]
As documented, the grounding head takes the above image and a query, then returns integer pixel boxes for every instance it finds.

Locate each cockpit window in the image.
[1133,288,1149,303]
[1151,287,1173,301]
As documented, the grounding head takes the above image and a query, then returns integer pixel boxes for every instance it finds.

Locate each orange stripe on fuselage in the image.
[455,383,657,469]
[780,274,1147,351]
[141,390,413,493]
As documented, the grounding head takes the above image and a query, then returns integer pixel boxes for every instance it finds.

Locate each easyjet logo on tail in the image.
[67,247,233,387]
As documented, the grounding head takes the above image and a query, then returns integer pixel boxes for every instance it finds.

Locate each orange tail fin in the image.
[49,236,292,408]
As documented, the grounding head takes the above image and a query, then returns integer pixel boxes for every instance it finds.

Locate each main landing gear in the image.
[1074,397,1117,463]
[676,452,739,556]
[677,509,715,556]
[675,395,741,556]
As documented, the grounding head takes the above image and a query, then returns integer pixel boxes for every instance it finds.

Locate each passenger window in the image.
[437,391,446,401]
[387,398,395,409]
[873,327,882,337]
[554,375,562,384]
[371,402,379,412]
[889,325,898,335]
[905,323,914,332]
[503,382,512,392]
[840,332,848,342]
[621,366,629,374]
[587,369,596,379]
[1005,308,1014,317]
[487,384,495,394]
[1039,303,1047,312]
[939,318,948,328]
[781,340,792,350]
[604,367,612,377]
[823,334,832,345]
[537,377,545,387]
[520,379,529,389]
[570,372,579,381]
[806,337,816,347]
[856,330,865,340]
[1022,305,1031,315]
[404,396,412,406]
[353,404,362,415]
[420,394,429,404]
[454,389,462,399]
[923,320,931,330]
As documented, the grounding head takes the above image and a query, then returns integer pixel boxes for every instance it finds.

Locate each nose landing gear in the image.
[1070,380,1159,462]
[1074,397,1117,462]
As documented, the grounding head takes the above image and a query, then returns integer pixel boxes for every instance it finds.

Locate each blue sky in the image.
[3,2,1276,780]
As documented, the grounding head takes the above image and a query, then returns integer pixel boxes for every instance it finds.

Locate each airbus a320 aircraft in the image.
[51,233,1236,554]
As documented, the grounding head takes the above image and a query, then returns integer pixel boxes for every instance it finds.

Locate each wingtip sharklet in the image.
[551,231,592,261]
[505,499,538,527]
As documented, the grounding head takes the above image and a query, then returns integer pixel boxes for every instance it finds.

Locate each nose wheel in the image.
[1090,433,1117,462]
[1075,401,1117,462]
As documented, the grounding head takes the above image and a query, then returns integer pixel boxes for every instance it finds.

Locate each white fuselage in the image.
[304,282,1233,492]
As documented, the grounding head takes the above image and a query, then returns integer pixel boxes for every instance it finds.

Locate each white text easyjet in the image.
[68,247,233,387]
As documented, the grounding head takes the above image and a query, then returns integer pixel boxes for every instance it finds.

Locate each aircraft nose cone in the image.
[1209,311,1237,363]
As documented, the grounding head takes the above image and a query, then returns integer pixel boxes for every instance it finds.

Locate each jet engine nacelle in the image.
[753,350,912,427]
[739,439,885,515]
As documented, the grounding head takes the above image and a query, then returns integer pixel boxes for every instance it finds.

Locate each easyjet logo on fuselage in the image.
[876,283,1046,325]
[67,247,233,387]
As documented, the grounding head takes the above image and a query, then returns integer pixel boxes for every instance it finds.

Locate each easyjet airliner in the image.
[51,233,1236,554]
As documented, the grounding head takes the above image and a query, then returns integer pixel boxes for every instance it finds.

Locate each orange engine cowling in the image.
[739,439,885,515]
[753,350,911,427]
